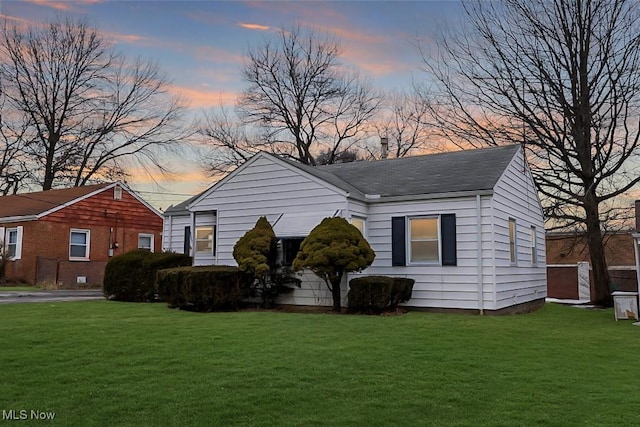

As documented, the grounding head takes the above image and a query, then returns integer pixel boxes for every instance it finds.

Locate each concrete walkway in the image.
[0,290,104,304]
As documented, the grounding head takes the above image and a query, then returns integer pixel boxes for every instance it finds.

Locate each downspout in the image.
[633,233,640,312]
[477,194,484,315]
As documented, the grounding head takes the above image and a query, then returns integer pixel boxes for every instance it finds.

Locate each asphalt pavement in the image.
[0,289,104,304]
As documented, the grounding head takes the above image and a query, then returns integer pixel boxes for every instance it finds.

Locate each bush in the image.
[348,276,415,314]
[156,266,252,312]
[103,250,192,302]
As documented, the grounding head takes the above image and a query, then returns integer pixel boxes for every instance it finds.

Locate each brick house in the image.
[0,183,162,286]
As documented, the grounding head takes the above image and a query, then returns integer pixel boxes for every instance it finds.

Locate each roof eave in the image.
[369,189,494,204]
[0,215,38,224]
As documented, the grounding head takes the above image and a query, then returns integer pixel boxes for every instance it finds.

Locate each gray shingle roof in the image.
[296,144,520,199]
[164,193,202,215]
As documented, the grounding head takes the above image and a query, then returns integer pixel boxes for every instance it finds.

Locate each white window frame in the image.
[2,226,23,260]
[114,186,122,200]
[408,216,440,265]
[530,226,537,266]
[69,229,90,261]
[138,233,154,252]
[349,217,366,237]
[195,226,214,255]
[509,218,517,265]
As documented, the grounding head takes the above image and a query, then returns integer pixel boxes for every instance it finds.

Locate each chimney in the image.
[635,200,640,232]
[380,137,388,159]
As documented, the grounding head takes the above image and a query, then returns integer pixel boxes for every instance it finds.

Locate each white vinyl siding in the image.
[70,229,90,260]
[491,147,546,309]
[162,215,191,254]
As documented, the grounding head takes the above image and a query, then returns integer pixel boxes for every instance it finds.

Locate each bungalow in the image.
[0,183,163,286]
[164,144,546,313]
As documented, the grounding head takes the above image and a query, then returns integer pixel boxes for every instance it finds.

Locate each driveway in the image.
[0,290,104,304]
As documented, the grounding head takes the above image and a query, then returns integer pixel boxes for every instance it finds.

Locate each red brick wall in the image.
[3,186,162,285]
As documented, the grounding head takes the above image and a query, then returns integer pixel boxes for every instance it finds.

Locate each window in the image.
[70,229,90,260]
[281,238,305,267]
[114,186,122,200]
[409,217,439,263]
[195,226,215,255]
[138,233,154,252]
[530,226,537,265]
[509,218,517,264]
[6,228,18,258]
[1,226,22,260]
[350,218,365,235]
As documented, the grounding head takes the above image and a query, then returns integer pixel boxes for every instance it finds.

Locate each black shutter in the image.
[183,226,191,255]
[441,214,457,266]
[391,217,406,266]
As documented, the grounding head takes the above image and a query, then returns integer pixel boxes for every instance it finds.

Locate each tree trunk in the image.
[330,275,343,312]
[584,196,612,306]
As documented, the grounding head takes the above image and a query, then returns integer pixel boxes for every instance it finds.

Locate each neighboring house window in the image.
[281,238,305,267]
[409,217,439,263]
[70,229,90,260]
[6,228,18,258]
[530,226,537,265]
[3,227,23,260]
[195,226,215,255]
[350,217,365,236]
[138,233,154,252]
[509,218,517,264]
[114,186,122,200]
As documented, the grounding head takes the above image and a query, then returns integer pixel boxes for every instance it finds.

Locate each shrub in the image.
[293,217,375,312]
[103,250,191,302]
[348,276,415,314]
[156,266,251,312]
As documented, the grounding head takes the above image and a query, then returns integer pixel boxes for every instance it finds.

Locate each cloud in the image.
[22,0,102,12]
[167,84,238,109]
[239,22,270,31]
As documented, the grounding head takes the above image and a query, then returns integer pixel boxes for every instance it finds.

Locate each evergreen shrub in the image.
[103,250,191,302]
[348,276,415,314]
[156,266,251,312]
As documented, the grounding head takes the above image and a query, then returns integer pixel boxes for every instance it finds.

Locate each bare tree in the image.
[200,25,379,173]
[366,89,435,159]
[0,18,188,190]
[422,0,640,305]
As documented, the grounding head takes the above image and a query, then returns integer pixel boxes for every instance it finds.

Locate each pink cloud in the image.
[239,22,270,31]
[22,0,102,12]
[167,84,237,109]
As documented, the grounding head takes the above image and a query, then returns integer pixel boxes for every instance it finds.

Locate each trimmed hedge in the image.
[348,276,415,314]
[156,266,252,312]
[103,250,192,302]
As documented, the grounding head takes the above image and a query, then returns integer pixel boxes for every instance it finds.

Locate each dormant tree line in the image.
[2,0,640,305]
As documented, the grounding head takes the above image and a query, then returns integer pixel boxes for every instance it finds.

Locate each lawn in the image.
[0,302,638,426]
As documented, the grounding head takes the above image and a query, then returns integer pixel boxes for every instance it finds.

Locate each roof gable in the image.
[0,182,161,222]
[189,152,355,209]
[0,184,110,220]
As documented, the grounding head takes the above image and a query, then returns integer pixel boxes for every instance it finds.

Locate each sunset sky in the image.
[0,0,464,209]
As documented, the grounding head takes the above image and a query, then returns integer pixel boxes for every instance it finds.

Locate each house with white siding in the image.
[163,144,546,313]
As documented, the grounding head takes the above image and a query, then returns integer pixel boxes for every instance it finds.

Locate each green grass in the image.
[0,302,638,426]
